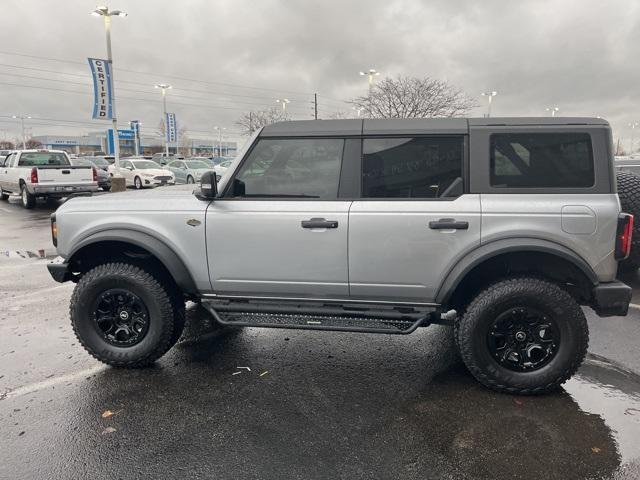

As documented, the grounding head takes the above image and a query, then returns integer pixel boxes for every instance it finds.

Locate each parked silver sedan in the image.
[165,159,212,184]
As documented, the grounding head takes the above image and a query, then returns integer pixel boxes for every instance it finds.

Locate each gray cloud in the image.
[0,0,637,145]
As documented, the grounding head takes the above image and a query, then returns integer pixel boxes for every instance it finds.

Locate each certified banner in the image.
[165,112,177,143]
[88,58,113,120]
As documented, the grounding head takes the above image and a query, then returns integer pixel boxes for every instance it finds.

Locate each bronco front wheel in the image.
[456,277,588,395]
[70,262,179,367]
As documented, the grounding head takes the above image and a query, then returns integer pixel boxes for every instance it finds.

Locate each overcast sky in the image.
[0,0,638,147]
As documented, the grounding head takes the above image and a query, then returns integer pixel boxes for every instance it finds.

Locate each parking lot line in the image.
[5,364,105,399]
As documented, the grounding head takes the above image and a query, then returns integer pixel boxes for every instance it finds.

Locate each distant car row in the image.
[0,149,234,208]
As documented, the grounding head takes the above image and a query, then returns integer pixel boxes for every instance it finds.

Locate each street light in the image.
[276,98,290,112]
[629,122,639,154]
[481,91,497,117]
[359,69,380,118]
[546,106,560,117]
[90,5,126,185]
[155,84,172,156]
[12,115,31,149]
[214,126,226,156]
[353,106,364,118]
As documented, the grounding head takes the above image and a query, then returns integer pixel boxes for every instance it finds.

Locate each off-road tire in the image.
[70,262,178,367]
[20,184,35,209]
[456,277,588,395]
[616,171,640,271]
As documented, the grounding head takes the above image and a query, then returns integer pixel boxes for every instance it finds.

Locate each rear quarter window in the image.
[490,133,594,188]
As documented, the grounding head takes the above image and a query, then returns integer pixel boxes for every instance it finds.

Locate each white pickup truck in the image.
[0,149,98,208]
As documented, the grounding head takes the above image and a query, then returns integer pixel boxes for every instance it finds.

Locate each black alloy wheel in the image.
[92,288,150,346]
[487,307,560,372]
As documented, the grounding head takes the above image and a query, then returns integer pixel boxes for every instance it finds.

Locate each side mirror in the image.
[199,171,218,199]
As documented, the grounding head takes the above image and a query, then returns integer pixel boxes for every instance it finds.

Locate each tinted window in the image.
[18,152,69,166]
[490,133,594,188]
[361,137,463,198]
[230,138,344,198]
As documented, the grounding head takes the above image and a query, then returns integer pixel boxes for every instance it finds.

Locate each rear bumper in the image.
[28,184,99,195]
[592,281,632,317]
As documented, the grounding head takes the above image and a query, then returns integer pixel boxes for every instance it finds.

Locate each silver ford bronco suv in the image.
[48,118,633,394]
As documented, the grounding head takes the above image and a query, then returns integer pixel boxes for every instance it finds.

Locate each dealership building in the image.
[32,131,237,157]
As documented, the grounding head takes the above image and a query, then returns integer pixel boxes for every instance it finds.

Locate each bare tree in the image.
[235,107,290,136]
[351,75,476,119]
[0,140,14,150]
[25,138,42,149]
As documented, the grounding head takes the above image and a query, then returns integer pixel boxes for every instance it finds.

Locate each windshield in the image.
[132,160,161,169]
[73,158,93,166]
[18,152,69,166]
[185,160,210,169]
[91,158,109,166]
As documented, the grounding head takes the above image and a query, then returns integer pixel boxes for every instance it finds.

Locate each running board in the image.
[201,299,435,334]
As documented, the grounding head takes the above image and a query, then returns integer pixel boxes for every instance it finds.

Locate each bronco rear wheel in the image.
[70,262,179,367]
[456,277,588,395]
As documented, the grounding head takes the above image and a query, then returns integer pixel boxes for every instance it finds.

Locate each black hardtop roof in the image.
[260,117,609,137]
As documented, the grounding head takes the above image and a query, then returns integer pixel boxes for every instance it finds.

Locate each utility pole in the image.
[215,127,226,157]
[629,122,639,155]
[12,115,31,149]
[155,84,172,156]
[314,93,318,120]
[91,6,126,190]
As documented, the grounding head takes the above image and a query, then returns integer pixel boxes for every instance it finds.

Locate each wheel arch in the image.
[436,238,598,307]
[67,229,197,294]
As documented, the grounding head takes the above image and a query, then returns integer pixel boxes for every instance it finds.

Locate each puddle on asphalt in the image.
[565,354,640,464]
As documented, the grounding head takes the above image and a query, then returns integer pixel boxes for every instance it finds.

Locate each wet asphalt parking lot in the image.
[1,195,640,480]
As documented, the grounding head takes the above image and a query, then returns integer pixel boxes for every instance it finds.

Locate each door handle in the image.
[301,218,339,229]
[428,218,469,230]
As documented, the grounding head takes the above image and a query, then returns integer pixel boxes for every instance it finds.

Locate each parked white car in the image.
[0,149,98,208]
[108,158,176,189]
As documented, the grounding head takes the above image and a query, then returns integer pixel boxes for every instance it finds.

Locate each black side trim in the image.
[67,229,197,293]
[47,263,71,283]
[435,238,599,304]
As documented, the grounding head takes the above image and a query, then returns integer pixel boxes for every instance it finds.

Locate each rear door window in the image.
[361,136,464,198]
[490,133,594,188]
[18,152,70,166]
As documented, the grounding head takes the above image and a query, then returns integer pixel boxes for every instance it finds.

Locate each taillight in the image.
[92,166,98,182]
[51,214,57,247]
[616,213,634,260]
[30,167,38,184]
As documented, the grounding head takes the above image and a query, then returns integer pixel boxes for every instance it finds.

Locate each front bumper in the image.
[47,262,73,283]
[592,281,632,317]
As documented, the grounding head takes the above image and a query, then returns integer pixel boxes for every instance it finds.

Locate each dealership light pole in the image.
[359,69,380,117]
[276,98,290,113]
[12,115,31,149]
[155,84,172,156]
[629,122,639,154]
[214,126,226,156]
[481,91,497,117]
[546,106,560,117]
[91,6,126,183]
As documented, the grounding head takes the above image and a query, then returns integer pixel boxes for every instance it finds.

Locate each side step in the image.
[201,300,435,335]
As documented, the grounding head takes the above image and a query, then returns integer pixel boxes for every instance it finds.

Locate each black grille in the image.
[154,176,171,181]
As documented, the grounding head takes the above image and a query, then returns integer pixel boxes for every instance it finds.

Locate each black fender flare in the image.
[434,238,599,304]
[68,229,197,294]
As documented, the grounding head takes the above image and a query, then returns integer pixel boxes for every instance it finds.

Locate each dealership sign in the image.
[88,58,113,120]
[165,113,177,143]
